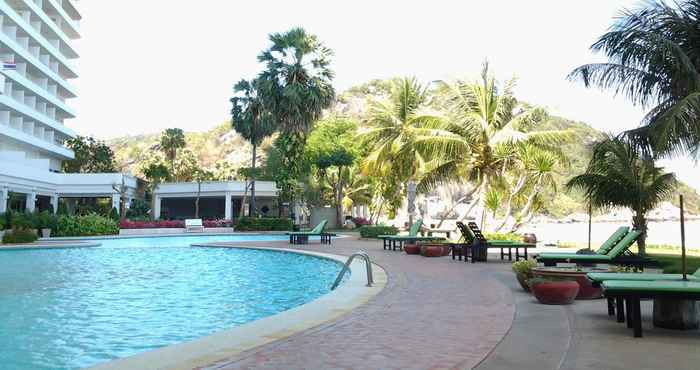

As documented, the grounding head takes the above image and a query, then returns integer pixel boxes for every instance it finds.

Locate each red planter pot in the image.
[404,243,421,255]
[531,268,603,300]
[531,281,580,305]
[420,244,446,257]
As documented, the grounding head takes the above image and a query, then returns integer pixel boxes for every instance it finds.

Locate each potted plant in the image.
[419,242,448,257]
[512,259,537,291]
[38,211,56,238]
[404,242,421,255]
[529,277,580,305]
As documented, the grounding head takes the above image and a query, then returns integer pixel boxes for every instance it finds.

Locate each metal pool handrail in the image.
[330,251,373,290]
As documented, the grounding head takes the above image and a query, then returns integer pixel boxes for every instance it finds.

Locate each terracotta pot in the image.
[516,273,531,292]
[404,243,421,255]
[530,280,579,305]
[420,244,444,257]
[523,233,537,244]
[531,269,603,300]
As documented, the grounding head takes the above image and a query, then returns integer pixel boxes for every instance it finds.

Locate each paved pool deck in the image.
[198,235,700,370]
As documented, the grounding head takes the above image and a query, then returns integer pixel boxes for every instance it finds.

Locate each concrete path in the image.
[198,235,700,370]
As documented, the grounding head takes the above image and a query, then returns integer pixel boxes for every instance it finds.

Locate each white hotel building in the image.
[0,0,139,215]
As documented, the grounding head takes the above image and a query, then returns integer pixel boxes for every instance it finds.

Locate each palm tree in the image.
[231,78,277,217]
[569,0,700,157]
[255,27,335,197]
[142,162,170,220]
[420,62,571,229]
[567,135,676,256]
[359,77,443,225]
[160,128,186,177]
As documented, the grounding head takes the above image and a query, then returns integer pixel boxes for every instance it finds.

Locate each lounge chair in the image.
[535,230,649,268]
[602,280,700,337]
[588,268,700,319]
[452,222,535,262]
[380,219,444,251]
[287,220,334,245]
[535,226,629,259]
[185,219,204,233]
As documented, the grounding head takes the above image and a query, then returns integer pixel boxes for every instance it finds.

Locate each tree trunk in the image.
[633,212,648,256]
[336,166,345,228]
[250,143,257,218]
[240,181,249,218]
[495,175,527,232]
[477,175,490,230]
[195,181,201,219]
[407,178,416,226]
[435,181,482,228]
[150,183,158,220]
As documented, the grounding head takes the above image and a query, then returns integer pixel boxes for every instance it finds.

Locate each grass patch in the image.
[649,254,700,274]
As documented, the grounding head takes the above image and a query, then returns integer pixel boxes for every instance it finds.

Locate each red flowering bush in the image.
[352,217,372,226]
[203,219,233,228]
[119,219,233,229]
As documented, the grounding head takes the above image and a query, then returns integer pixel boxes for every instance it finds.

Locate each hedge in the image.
[2,229,38,244]
[235,217,293,231]
[359,225,398,238]
[484,232,522,243]
[55,214,119,237]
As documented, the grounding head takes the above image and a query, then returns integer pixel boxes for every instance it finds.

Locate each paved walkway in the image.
[198,235,700,370]
[201,235,515,370]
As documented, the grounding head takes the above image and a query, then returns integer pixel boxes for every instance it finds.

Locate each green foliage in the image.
[569,0,700,157]
[55,214,119,237]
[172,149,199,182]
[1,211,11,230]
[2,229,38,244]
[231,78,277,146]
[649,254,700,274]
[56,202,69,216]
[62,136,116,173]
[11,212,38,230]
[511,259,537,275]
[160,128,186,174]
[234,217,293,231]
[484,232,522,242]
[359,225,398,238]
[37,211,57,230]
[109,207,120,222]
[126,199,150,219]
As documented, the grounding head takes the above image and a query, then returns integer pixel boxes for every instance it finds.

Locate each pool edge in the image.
[87,245,387,370]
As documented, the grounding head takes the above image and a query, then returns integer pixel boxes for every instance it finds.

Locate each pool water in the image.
[0,235,343,370]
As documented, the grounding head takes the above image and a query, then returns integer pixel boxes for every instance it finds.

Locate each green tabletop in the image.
[603,280,700,294]
[588,272,700,283]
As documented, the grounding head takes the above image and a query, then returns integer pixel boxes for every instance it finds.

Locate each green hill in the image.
[108,82,700,216]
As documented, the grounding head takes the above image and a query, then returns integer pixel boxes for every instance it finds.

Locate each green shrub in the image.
[126,199,150,219]
[11,212,38,230]
[37,211,58,230]
[512,259,537,275]
[359,225,398,238]
[2,229,38,244]
[2,211,11,230]
[56,202,69,216]
[234,217,293,231]
[484,232,522,242]
[55,214,119,237]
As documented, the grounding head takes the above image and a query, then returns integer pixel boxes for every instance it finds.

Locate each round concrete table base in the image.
[653,299,700,330]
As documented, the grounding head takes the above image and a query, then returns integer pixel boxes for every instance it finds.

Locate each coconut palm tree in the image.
[569,0,700,157]
[566,135,677,256]
[231,78,277,217]
[160,128,186,177]
[255,27,335,194]
[359,77,443,225]
[419,62,572,228]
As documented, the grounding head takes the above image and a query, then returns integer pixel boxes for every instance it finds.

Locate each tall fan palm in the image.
[569,0,700,157]
[420,62,571,228]
[359,77,442,225]
[567,135,676,256]
[160,128,186,177]
[256,27,335,184]
[231,78,277,216]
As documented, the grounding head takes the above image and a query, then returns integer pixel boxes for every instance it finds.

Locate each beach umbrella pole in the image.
[588,201,592,251]
[681,194,687,281]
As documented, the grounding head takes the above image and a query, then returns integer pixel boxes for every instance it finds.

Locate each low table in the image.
[532,267,608,299]
[490,243,535,261]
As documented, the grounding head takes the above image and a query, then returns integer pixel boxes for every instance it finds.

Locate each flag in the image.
[2,62,16,70]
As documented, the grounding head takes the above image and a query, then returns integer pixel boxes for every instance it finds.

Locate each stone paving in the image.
[197,234,700,370]
[200,235,516,370]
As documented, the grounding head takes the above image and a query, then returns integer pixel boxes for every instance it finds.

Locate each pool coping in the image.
[0,240,101,250]
[42,232,349,241]
[88,244,387,370]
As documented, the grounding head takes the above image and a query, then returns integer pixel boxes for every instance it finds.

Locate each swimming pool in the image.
[0,235,344,370]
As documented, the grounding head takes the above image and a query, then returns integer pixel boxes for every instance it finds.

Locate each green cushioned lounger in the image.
[379,219,424,240]
[603,280,700,294]
[287,220,328,236]
[536,226,629,260]
[588,268,700,284]
[537,230,642,265]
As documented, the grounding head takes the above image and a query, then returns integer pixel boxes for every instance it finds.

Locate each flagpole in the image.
[681,194,687,281]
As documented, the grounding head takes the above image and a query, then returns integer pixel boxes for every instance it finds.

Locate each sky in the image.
[69,0,699,189]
